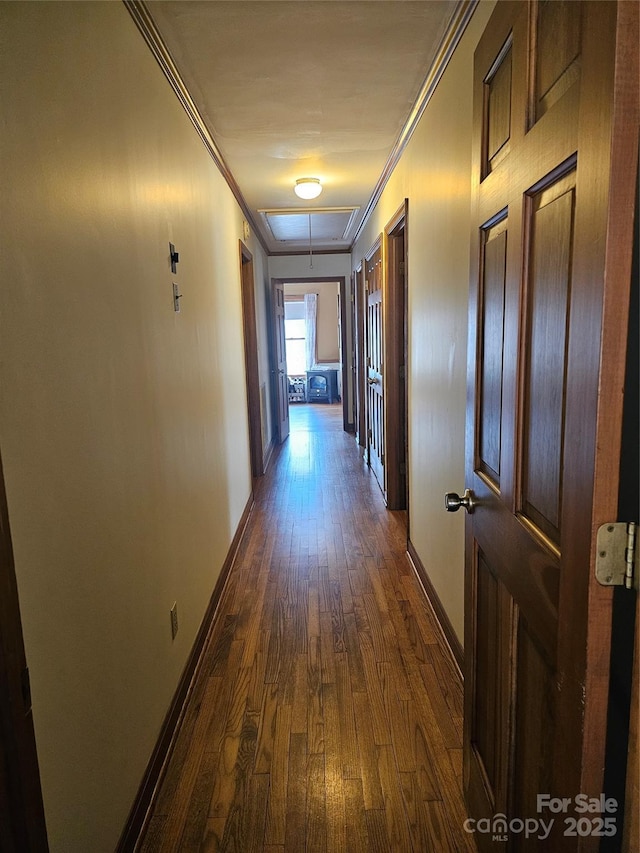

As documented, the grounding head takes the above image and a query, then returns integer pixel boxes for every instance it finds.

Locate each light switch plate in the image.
[172,282,182,313]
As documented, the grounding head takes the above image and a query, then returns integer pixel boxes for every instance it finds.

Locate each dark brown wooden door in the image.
[383,204,407,512]
[365,243,384,492]
[0,453,49,851]
[273,280,289,443]
[240,243,263,478]
[355,264,366,449]
[463,2,638,850]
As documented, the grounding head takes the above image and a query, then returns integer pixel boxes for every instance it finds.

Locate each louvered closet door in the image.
[463,2,638,851]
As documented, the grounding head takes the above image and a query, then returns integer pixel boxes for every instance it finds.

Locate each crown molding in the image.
[351,0,479,248]
[123,1,270,256]
[125,0,478,259]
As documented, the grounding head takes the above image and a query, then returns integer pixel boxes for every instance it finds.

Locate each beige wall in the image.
[283,282,341,365]
[0,3,266,850]
[351,0,496,646]
[268,253,352,283]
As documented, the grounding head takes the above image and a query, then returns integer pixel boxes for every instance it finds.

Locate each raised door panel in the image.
[477,217,508,487]
[471,551,501,802]
[532,0,582,123]
[483,38,513,177]
[510,618,557,851]
[520,169,576,547]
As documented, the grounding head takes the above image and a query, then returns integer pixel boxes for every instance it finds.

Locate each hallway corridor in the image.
[140,404,476,852]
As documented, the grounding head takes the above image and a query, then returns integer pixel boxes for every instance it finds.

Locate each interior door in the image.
[365,242,384,492]
[240,243,263,478]
[350,272,357,432]
[383,203,408,512]
[272,280,289,443]
[355,264,366,449]
[461,2,638,850]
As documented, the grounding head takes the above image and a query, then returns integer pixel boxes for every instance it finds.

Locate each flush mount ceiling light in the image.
[294,177,322,200]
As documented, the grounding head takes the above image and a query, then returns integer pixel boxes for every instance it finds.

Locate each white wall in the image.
[351,1,496,645]
[0,3,266,850]
[268,253,352,282]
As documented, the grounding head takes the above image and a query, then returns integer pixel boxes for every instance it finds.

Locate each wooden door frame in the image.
[271,279,289,444]
[338,280,352,433]
[617,195,638,849]
[383,201,409,513]
[564,0,638,809]
[349,271,357,434]
[0,451,49,851]
[354,263,366,448]
[270,276,349,432]
[239,242,263,480]
[363,237,383,482]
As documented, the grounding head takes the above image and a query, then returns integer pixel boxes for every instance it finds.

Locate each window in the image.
[284,300,306,374]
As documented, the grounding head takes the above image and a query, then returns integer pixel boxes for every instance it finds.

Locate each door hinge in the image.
[381,453,385,466]
[399,261,405,276]
[399,364,406,379]
[595,522,638,590]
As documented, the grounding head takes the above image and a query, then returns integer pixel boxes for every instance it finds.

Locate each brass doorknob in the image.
[444,489,476,514]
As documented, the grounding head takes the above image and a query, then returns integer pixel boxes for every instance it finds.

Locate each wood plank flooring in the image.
[139,404,476,852]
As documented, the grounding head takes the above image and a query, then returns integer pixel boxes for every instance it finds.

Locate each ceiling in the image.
[138,1,466,254]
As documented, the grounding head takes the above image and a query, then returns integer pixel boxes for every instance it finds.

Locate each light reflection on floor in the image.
[286,403,343,479]
[288,402,342,432]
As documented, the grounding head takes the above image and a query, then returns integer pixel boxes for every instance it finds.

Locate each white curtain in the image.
[304,293,317,371]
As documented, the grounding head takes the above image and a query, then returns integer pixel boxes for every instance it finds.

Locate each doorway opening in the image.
[354,201,408,516]
[239,242,263,481]
[271,277,350,439]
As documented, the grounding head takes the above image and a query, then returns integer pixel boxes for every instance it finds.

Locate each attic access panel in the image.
[259,207,360,246]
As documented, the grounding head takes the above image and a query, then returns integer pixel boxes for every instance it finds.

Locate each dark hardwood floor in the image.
[139,403,476,852]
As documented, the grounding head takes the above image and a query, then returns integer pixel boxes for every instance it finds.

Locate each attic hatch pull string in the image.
[308,213,313,269]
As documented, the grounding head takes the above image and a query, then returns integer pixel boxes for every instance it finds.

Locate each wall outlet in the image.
[170,602,178,640]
